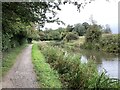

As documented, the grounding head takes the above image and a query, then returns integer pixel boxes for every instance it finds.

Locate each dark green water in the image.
[79,49,120,79]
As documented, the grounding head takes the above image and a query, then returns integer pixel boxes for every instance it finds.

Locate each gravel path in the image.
[2,44,38,88]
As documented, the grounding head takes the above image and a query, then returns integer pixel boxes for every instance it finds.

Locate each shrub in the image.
[85,24,102,43]
[2,33,27,51]
[81,42,101,51]
[100,34,119,53]
[64,32,79,42]
[73,23,86,36]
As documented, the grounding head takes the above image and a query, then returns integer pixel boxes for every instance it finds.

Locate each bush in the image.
[81,42,101,50]
[73,23,86,36]
[100,34,119,53]
[39,31,46,41]
[85,24,102,43]
[64,32,79,42]
[2,33,27,51]
[43,30,61,41]
[82,24,103,51]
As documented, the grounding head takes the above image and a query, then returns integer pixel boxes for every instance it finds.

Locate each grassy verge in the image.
[38,43,120,89]
[2,44,27,76]
[32,44,62,88]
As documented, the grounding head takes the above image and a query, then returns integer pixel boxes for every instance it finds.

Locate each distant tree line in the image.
[38,22,111,41]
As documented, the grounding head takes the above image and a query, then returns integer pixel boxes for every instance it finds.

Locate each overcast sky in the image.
[43,0,119,34]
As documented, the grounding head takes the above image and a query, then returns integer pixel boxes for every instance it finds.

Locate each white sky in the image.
[43,0,119,33]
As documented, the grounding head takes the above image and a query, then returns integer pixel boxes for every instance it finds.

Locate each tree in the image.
[66,25,74,32]
[2,1,94,28]
[39,31,46,41]
[64,32,79,42]
[85,24,102,43]
[2,0,105,51]
[73,23,86,36]
[2,2,63,51]
[82,22,89,30]
[104,24,112,33]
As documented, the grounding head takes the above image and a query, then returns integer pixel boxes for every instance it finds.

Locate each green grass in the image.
[2,44,27,76]
[32,44,62,88]
[38,42,120,89]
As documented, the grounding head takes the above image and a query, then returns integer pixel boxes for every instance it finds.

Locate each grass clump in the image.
[2,44,27,76]
[32,44,62,88]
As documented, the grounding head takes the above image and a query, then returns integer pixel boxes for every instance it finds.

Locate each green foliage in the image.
[81,42,101,50]
[100,34,119,53]
[39,31,46,41]
[39,28,66,41]
[64,32,79,42]
[85,24,102,43]
[2,16,39,51]
[2,2,62,27]
[60,31,67,40]
[93,72,120,88]
[26,26,40,41]
[32,44,62,88]
[2,2,63,51]
[82,22,89,30]
[38,43,120,89]
[82,33,120,54]
[73,23,86,36]
[66,25,74,32]
[47,30,61,40]
[2,1,100,51]
[2,44,27,76]
[38,44,83,88]
[2,32,27,51]
[82,24,102,50]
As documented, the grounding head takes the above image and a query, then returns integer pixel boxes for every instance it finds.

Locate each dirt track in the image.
[2,44,38,88]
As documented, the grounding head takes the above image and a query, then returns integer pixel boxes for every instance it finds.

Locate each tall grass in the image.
[38,43,120,89]
[32,44,62,88]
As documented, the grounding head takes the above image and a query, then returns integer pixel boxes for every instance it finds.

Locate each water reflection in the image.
[81,56,88,63]
[79,49,119,79]
[98,59,118,78]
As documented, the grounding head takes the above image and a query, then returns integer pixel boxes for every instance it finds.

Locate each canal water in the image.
[79,49,120,79]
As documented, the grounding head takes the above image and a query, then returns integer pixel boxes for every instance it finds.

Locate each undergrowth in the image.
[32,44,62,88]
[38,43,120,89]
